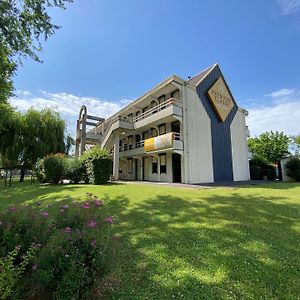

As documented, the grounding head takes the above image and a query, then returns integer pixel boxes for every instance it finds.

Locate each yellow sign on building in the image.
[144,133,173,152]
[207,77,234,122]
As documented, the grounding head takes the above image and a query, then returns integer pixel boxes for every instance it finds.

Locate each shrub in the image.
[43,153,67,184]
[249,155,276,180]
[0,193,117,299]
[285,157,300,181]
[81,147,112,184]
[35,158,46,182]
[65,158,84,183]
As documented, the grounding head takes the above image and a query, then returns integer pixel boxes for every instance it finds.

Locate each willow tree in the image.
[0,103,22,186]
[20,108,66,181]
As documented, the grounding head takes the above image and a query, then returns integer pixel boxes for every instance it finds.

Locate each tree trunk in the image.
[20,167,25,182]
[9,168,13,186]
[4,169,8,187]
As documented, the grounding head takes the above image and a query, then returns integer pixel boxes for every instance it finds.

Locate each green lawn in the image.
[0,180,300,299]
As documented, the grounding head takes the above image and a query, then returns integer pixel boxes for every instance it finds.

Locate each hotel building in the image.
[75,64,250,184]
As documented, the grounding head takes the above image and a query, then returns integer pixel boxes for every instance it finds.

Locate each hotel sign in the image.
[207,77,234,122]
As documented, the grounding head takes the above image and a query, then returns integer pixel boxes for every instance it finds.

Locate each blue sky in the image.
[10,0,300,137]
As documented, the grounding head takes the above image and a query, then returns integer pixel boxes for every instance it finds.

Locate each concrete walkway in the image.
[113,180,271,189]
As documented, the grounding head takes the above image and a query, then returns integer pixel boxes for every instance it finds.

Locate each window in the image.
[128,135,133,149]
[151,128,158,137]
[127,113,133,121]
[158,123,166,135]
[158,94,166,104]
[171,89,180,100]
[135,111,141,117]
[152,157,158,174]
[160,154,167,174]
[142,106,148,113]
[128,158,133,174]
[142,131,148,140]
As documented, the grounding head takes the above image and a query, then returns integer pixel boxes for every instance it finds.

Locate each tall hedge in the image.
[249,155,276,180]
[285,157,300,181]
[81,147,112,184]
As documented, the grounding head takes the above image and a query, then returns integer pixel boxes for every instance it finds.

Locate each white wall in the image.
[183,86,214,183]
[230,110,250,181]
[147,152,173,182]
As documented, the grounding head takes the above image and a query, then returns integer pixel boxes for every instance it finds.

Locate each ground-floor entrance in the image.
[172,153,181,183]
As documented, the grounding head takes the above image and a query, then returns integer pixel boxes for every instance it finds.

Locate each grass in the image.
[0,179,300,299]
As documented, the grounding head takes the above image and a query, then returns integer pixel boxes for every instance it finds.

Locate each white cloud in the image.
[10,90,132,136]
[246,88,300,137]
[277,0,300,15]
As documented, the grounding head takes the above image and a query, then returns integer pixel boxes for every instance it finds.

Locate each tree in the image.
[65,134,75,156]
[0,0,73,102]
[20,108,66,181]
[291,134,300,154]
[248,131,290,164]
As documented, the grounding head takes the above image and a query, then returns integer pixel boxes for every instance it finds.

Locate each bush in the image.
[285,157,300,181]
[249,155,276,180]
[81,147,112,184]
[43,153,67,184]
[65,158,84,183]
[35,158,46,182]
[0,193,117,299]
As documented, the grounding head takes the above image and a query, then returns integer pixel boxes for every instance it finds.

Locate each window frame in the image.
[159,153,167,174]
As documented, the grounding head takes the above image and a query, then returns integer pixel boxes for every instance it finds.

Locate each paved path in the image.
[113,180,271,189]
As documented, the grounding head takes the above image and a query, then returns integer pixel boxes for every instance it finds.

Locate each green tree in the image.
[0,0,73,102]
[65,133,75,156]
[20,108,66,181]
[291,134,300,154]
[248,131,290,164]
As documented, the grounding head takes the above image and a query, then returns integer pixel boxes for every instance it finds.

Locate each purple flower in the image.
[90,239,97,248]
[94,200,103,207]
[9,206,16,212]
[87,219,97,228]
[105,216,114,224]
[63,227,72,234]
[41,211,49,218]
[82,202,90,209]
[32,264,37,271]
[61,204,69,209]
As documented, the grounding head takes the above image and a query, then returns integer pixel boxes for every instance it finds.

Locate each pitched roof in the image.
[189,64,216,86]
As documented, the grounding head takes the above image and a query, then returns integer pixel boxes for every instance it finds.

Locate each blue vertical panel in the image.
[196,66,238,182]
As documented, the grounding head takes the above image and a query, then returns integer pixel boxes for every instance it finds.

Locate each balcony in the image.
[133,98,182,129]
[119,132,183,158]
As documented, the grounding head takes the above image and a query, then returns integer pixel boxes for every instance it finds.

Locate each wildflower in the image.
[32,264,37,271]
[60,208,65,213]
[0,221,3,226]
[65,254,69,258]
[104,216,114,224]
[94,199,103,207]
[87,219,97,228]
[41,211,49,218]
[82,202,90,209]
[62,204,69,209]
[90,239,97,248]
[63,227,72,234]
[9,206,16,212]
[15,245,21,251]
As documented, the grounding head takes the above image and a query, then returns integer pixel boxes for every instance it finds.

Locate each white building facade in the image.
[76,64,250,184]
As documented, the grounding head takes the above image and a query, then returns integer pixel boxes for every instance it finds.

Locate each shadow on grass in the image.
[105,193,300,299]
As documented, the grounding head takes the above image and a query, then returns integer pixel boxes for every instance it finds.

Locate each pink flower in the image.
[94,200,103,207]
[90,239,97,248]
[87,220,97,228]
[41,211,49,218]
[9,206,16,212]
[82,202,90,209]
[63,227,72,234]
[105,216,114,224]
[32,264,37,271]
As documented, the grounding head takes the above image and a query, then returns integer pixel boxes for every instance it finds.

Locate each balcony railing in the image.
[119,132,182,153]
[132,97,181,123]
